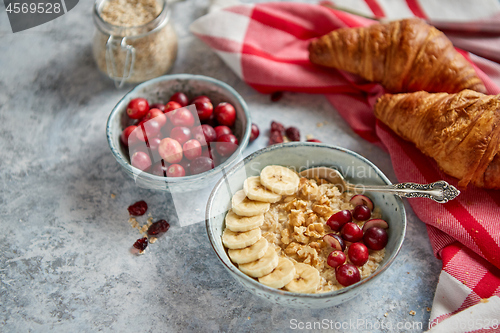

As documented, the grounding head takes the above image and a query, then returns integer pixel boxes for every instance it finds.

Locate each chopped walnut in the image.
[312,204,334,217]
[289,209,305,228]
[295,200,308,211]
[282,198,297,211]
[283,196,296,203]
[281,228,292,245]
[285,242,302,256]
[298,245,320,267]
[305,223,325,238]
[299,178,321,201]
[308,241,322,252]
[292,226,309,244]
[304,212,318,226]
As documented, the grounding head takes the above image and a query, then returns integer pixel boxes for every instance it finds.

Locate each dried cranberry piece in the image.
[270,91,284,102]
[133,237,148,251]
[270,121,285,135]
[285,127,300,141]
[128,200,148,216]
[147,219,170,236]
[268,130,284,146]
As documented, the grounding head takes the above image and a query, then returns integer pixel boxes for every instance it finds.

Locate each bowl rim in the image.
[205,142,407,300]
[106,74,252,185]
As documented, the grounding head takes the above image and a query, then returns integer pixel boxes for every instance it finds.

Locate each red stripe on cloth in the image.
[248,83,359,95]
[405,0,427,19]
[241,43,310,65]
[473,270,500,299]
[364,0,385,18]
[441,243,463,268]
[193,34,242,53]
[427,225,459,259]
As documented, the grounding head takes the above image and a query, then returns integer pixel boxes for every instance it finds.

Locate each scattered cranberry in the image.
[166,163,186,177]
[126,98,149,119]
[170,92,189,107]
[270,91,283,102]
[214,102,236,127]
[195,100,213,122]
[327,210,352,231]
[307,139,322,143]
[147,219,170,236]
[214,125,232,140]
[250,123,260,142]
[285,127,300,141]
[190,156,214,174]
[193,124,216,144]
[341,222,363,242]
[151,161,168,176]
[150,103,166,112]
[136,120,161,142]
[270,121,285,135]
[133,237,148,252]
[183,139,202,160]
[165,101,182,114]
[268,130,284,145]
[131,151,152,171]
[348,242,369,266]
[363,227,388,250]
[170,108,195,127]
[128,200,148,216]
[158,138,183,164]
[336,264,361,287]
[216,134,239,157]
[121,125,138,147]
[170,126,192,145]
[147,137,161,151]
[144,108,167,127]
[191,95,211,104]
[327,250,346,268]
[353,205,371,221]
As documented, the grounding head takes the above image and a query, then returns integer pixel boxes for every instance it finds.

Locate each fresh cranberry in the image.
[327,210,352,231]
[177,159,191,175]
[214,125,232,139]
[191,95,211,104]
[341,222,363,243]
[216,134,238,157]
[136,120,161,142]
[121,125,138,147]
[158,138,183,164]
[128,200,148,216]
[147,137,161,151]
[201,147,214,159]
[170,92,189,107]
[183,139,202,160]
[166,163,186,177]
[270,91,283,102]
[151,161,168,177]
[170,126,191,145]
[150,103,166,112]
[353,205,371,221]
[144,108,167,127]
[363,227,388,250]
[285,127,300,141]
[270,121,285,134]
[327,250,346,268]
[194,100,213,122]
[170,108,195,128]
[193,124,216,144]
[147,219,170,236]
[307,139,322,143]
[268,130,284,145]
[348,242,369,266]
[204,113,218,127]
[214,102,236,127]
[131,151,152,171]
[190,156,214,174]
[250,123,260,142]
[133,237,148,251]
[323,234,346,251]
[164,101,182,114]
[126,98,149,119]
[336,264,360,287]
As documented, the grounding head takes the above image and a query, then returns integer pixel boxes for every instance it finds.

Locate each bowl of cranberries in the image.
[206,142,407,308]
[106,74,251,192]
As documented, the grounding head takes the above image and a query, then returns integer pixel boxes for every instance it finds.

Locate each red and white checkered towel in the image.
[191,1,500,331]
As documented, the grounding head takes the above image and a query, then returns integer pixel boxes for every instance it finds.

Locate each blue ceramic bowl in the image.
[206,142,406,308]
[106,74,251,193]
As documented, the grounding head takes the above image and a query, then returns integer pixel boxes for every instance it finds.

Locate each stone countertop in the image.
[0,1,441,332]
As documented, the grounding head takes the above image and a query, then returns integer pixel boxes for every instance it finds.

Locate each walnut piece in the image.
[312,204,334,217]
[289,209,305,228]
[281,228,292,245]
[292,226,309,244]
[305,223,325,238]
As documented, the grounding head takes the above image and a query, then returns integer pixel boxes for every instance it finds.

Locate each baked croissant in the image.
[309,18,486,94]
[374,89,500,188]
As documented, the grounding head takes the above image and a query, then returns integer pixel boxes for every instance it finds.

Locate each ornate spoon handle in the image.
[346,181,460,203]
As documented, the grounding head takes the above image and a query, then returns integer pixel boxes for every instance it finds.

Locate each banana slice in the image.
[222,227,261,249]
[284,263,320,293]
[231,190,270,217]
[260,165,300,195]
[239,247,279,278]
[258,257,296,289]
[228,237,269,264]
[243,176,282,203]
[225,210,264,232]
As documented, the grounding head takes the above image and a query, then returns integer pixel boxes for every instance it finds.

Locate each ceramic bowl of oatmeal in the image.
[205,142,406,308]
[106,74,251,193]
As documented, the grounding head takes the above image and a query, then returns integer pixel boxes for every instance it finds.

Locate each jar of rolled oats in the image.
[92,0,178,87]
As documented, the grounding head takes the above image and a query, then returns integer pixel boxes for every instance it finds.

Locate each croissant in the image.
[374,89,500,188]
[309,18,486,94]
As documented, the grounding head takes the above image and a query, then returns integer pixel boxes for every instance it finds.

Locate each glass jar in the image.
[92,0,178,87]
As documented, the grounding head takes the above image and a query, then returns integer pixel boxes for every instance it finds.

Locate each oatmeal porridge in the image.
[222,165,388,293]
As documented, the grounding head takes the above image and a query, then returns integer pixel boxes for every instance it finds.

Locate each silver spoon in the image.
[299,167,460,203]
